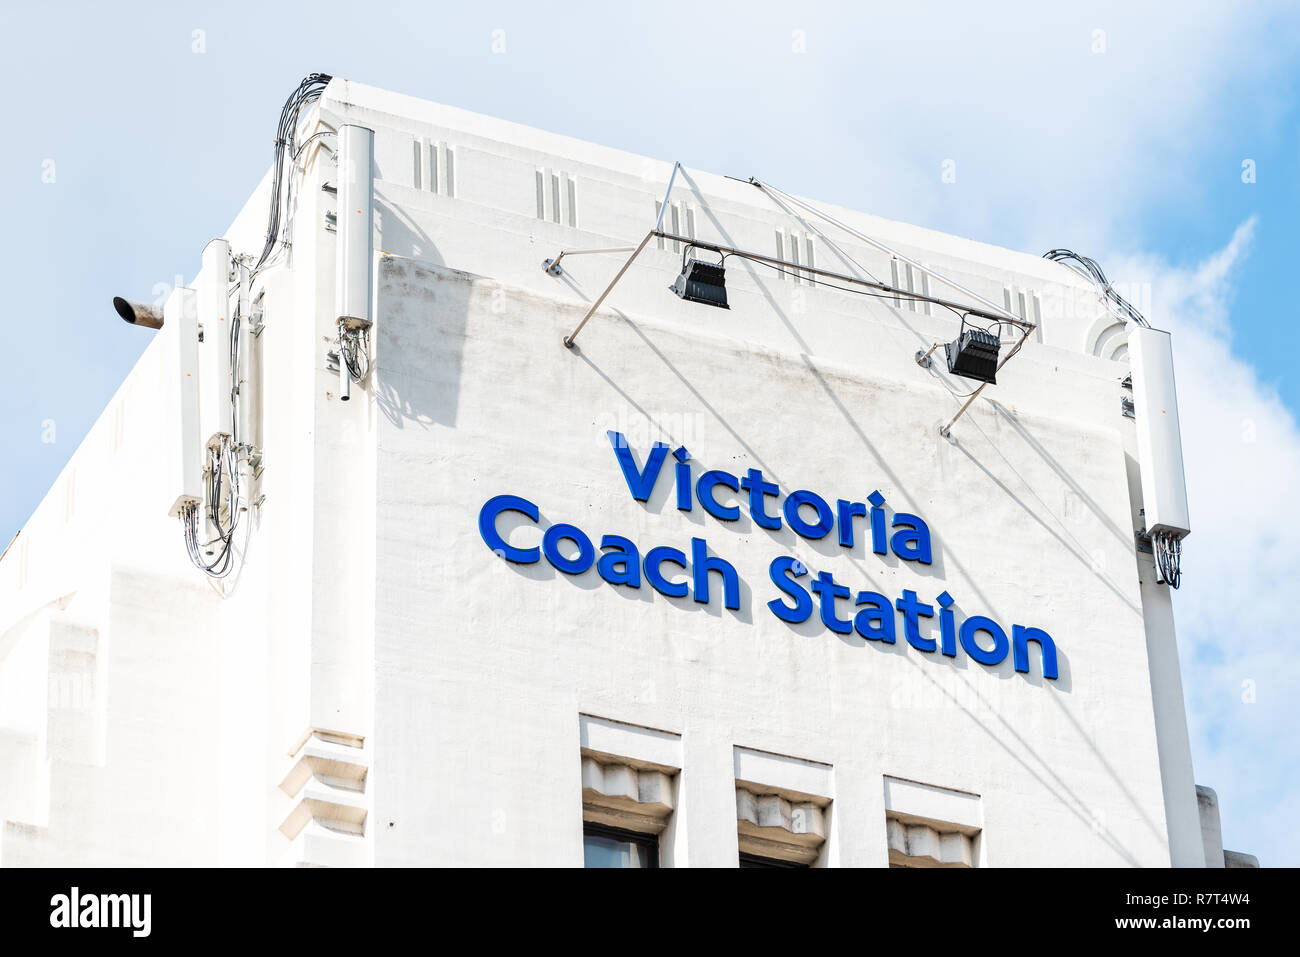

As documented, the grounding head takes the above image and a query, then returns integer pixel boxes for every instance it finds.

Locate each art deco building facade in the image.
[0,78,1254,868]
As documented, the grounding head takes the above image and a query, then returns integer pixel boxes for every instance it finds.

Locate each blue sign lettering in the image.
[474,431,1061,682]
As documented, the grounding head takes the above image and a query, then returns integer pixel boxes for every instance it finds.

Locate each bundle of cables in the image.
[338,318,371,383]
[254,72,333,273]
[1152,531,1183,590]
[181,436,243,578]
[1042,248,1151,330]
[182,73,332,581]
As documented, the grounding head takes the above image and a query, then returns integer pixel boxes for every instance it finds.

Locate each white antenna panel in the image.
[162,286,202,517]
[1128,326,1191,538]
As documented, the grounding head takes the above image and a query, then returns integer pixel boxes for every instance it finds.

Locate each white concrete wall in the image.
[366,253,1170,866]
[0,78,1206,866]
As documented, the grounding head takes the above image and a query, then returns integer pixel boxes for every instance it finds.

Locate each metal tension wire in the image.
[548,166,1037,437]
[556,230,1033,348]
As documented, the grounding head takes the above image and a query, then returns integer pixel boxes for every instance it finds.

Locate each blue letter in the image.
[1012,625,1059,680]
[853,592,896,642]
[478,494,540,564]
[697,470,741,521]
[767,556,813,623]
[691,537,740,610]
[936,590,957,657]
[543,523,595,575]
[784,490,835,540]
[674,447,692,511]
[960,616,1009,666]
[597,535,641,588]
[868,490,888,556]
[811,570,852,634]
[837,499,867,548]
[741,468,782,530]
[895,589,936,651]
[890,513,933,565]
[645,545,689,598]
[608,431,669,502]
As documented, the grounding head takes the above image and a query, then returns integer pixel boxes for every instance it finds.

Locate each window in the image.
[882,776,981,868]
[578,716,680,866]
[739,851,807,869]
[886,816,977,867]
[583,822,659,868]
[580,754,675,857]
[733,747,832,867]
[736,787,828,866]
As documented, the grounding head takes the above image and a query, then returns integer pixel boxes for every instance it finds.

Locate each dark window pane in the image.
[738,851,808,868]
[582,823,658,868]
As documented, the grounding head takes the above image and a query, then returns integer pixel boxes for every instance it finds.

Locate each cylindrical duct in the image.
[113,297,165,329]
[335,124,375,402]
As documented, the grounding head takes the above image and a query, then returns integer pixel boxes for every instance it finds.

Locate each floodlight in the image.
[944,326,1000,384]
[671,249,729,309]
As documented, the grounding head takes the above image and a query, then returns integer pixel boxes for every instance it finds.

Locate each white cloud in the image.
[804,3,1300,252]
[1109,220,1300,865]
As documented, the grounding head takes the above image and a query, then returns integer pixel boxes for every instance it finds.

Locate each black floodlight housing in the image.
[671,247,729,309]
[944,323,1001,384]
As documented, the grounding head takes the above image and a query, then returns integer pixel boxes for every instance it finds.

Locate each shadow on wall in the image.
[368,172,1164,858]
[951,403,1142,618]
[372,195,474,430]
[990,399,1134,552]
[561,273,1180,858]
[373,258,469,431]
[570,308,1075,688]
[577,300,1084,681]
[677,168,1037,629]
[898,651,1152,866]
[586,306,1175,861]
[376,196,444,269]
[378,212,1161,856]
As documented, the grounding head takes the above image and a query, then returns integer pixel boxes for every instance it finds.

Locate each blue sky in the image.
[2,1,1297,864]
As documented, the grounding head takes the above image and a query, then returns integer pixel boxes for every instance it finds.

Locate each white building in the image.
[0,76,1257,868]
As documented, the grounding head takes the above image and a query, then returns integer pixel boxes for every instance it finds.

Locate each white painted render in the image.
[0,78,1238,867]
